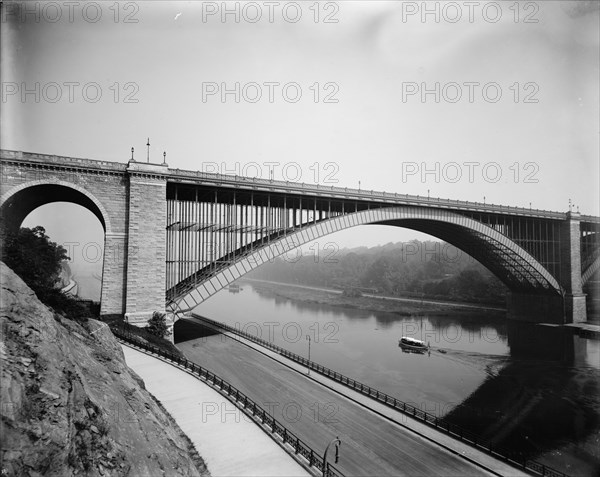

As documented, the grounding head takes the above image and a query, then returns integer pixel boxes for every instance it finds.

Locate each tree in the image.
[1,226,69,297]
[146,312,170,338]
[1,226,89,320]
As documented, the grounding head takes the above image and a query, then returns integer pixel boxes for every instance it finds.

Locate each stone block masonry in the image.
[124,162,168,326]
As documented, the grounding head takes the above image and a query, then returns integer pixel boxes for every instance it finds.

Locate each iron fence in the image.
[110,322,344,477]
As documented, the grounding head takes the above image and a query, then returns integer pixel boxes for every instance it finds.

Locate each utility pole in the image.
[306,335,311,375]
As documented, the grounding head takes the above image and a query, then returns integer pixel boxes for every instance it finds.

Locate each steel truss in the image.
[166,183,599,309]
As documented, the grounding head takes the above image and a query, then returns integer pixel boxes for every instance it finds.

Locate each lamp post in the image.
[146,137,150,163]
[306,335,311,376]
[322,436,341,476]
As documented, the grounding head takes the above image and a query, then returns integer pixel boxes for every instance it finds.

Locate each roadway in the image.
[175,318,522,476]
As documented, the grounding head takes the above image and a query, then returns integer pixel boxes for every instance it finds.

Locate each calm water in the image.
[189,282,600,475]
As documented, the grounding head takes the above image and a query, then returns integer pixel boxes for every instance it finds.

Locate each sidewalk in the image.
[121,345,310,477]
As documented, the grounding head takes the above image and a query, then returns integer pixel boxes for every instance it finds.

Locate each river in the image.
[189,281,600,476]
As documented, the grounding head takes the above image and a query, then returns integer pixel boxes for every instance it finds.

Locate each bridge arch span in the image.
[168,206,562,315]
[0,179,113,234]
[582,256,600,286]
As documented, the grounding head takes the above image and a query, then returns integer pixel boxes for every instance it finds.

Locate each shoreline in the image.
[241,278,507,319]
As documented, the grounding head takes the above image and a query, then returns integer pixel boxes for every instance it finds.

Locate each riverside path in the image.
[175,318,529,477]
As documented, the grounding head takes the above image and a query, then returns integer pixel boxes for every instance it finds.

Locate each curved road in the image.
[176,318,513,476]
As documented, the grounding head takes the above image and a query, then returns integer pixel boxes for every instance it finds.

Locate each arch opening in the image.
[1,183,109,307]
[21,203,105,302]
[1,183,107,234]
[377,219,560,295]
[168,207,562,314]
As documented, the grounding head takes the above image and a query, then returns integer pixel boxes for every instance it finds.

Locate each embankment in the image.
[245,279,505,317]
[0,262,209,476]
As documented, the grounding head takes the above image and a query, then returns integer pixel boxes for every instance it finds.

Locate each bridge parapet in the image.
[1,149,127,173]
[166,166,595,222]
[4,149,600,222]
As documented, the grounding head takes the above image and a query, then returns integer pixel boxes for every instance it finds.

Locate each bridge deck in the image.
[3,148,599,222]
[175,317,528,476]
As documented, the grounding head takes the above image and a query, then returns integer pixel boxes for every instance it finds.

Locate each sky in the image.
[3,0,600,286]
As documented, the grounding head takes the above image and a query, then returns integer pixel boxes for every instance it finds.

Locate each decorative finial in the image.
[146,138,150,163]
[131,146,135,161]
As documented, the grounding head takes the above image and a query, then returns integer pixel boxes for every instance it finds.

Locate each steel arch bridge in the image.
[163,175,599,324]
[1,150,599,326]
[166,203,564,311]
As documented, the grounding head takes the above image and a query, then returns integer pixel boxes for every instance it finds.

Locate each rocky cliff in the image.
[0,262,209,476]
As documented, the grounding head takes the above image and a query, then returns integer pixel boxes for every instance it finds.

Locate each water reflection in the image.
[188,283,600,475]
[507,321,589,364]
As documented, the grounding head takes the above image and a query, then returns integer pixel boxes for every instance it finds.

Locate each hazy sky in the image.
[4,1,600,279]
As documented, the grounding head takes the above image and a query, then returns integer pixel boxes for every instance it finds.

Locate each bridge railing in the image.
[109,322,345,477]
[192,315,569,477]
[167,166,572,220]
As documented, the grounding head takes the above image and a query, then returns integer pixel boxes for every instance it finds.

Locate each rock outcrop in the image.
[0,262,209,476]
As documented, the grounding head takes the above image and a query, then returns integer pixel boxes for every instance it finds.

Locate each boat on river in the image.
[399,336,429,353]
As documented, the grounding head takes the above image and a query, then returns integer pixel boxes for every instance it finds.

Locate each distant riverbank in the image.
[242,278,506,318]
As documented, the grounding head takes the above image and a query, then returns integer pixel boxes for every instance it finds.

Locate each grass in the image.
[101,314,184,358]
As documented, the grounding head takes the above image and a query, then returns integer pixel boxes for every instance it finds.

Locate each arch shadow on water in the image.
[446,322,600,475]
